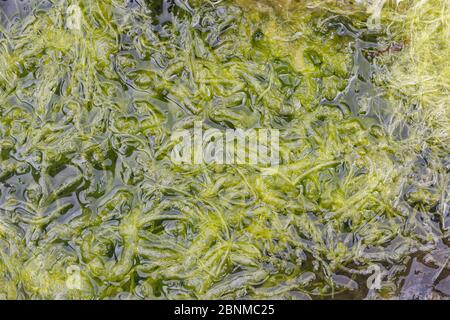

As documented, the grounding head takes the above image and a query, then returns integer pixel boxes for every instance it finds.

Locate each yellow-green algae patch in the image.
[0,0,448,299]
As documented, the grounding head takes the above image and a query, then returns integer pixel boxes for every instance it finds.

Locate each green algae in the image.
[0,0,448,300]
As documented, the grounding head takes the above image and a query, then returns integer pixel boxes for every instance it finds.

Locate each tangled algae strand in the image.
[0,0,448,299]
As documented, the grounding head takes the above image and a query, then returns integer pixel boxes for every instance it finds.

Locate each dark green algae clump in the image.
[0,0,448,299]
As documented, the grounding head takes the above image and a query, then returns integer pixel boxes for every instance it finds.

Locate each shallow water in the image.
[0,0,448,299]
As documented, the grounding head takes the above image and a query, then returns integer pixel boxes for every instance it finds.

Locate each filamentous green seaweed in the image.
[0,0,448,299]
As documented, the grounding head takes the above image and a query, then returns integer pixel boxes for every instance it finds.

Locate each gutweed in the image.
[0,0,448,299]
